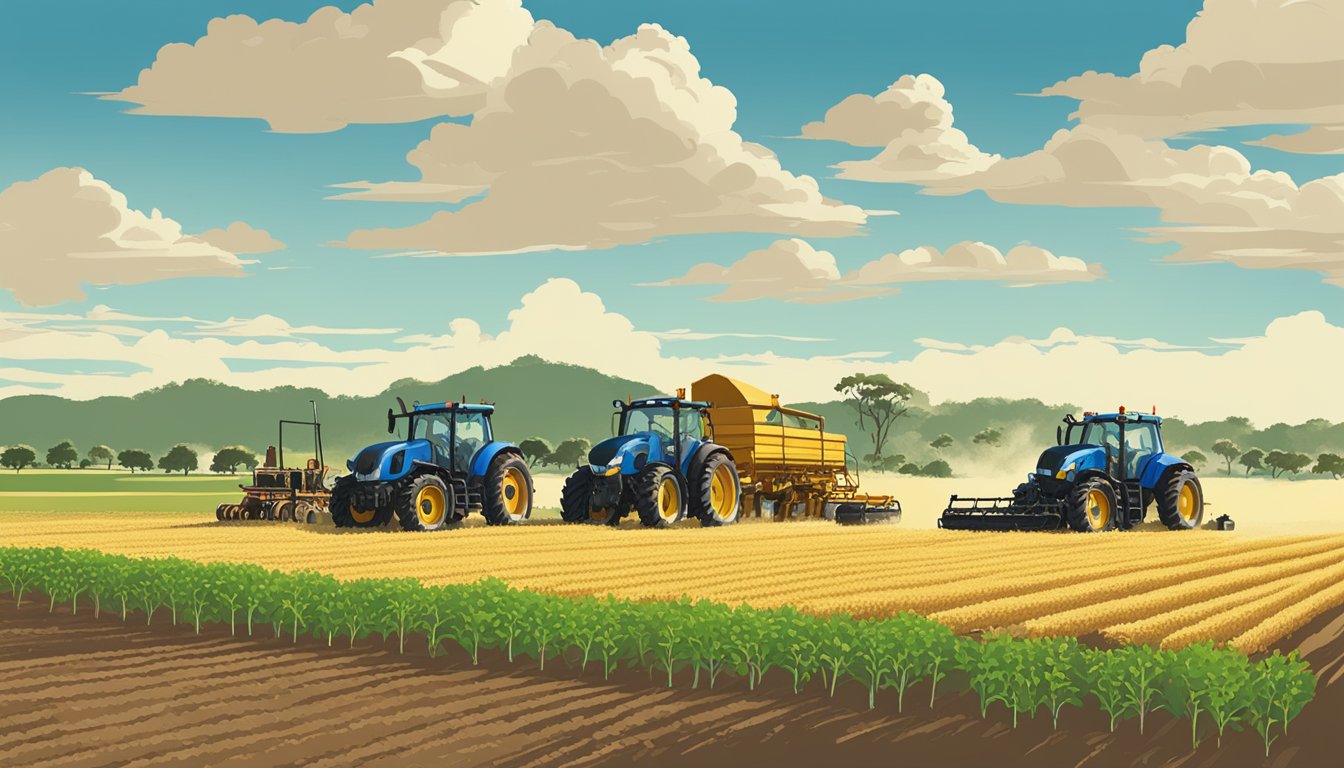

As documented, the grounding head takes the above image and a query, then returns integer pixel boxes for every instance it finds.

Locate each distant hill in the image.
[0,356,661,464]
[2,356,1340,471]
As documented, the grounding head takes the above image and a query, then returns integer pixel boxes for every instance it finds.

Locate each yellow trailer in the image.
[692,374,900,523]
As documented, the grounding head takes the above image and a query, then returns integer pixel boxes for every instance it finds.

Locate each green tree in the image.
[1184,449,1208,470]
[972,428,1003,447]
[920,459,953,478]
[1312,453,1344,479]
[1211,439,1241,476]
[117,449,153,473]
[834,373,914,462]
[209,446,258,474]
[1264,450,1312,479]
[1,445,37,473]
[1239,447,1265,477]
[929,433,953,452]
[158,445,199,475]
[517,437,552,467]
[46,441,78,469]
[87,445,115,470]
[551,438,591,469]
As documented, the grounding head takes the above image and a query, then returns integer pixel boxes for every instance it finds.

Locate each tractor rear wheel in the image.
[482,454,533,526]
[1066,478,1117,533]
[560,467,595,523]
[694,453,741,527]
[330,476,380,528]
[635,465,686,528]
[396,474,453,532]
[1157,470,1204,530]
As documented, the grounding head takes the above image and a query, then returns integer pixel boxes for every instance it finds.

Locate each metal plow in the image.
[833,500,902,526]
[938,495,1064,532]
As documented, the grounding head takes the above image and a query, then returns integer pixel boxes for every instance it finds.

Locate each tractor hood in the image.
[587,433,656,477]
[347,439,432,483]
[1035,444,1106,480]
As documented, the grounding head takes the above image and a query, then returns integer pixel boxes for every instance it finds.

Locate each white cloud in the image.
[336,23,867,255]
[187,222,285,255]
[651,238,1101,302]
[1,278,1340,426]
[0,168,249,307]
[103,0,536,133]
[652,329,830,343]
[186,315,401,338]
[799,74,999,183]
[933,125,1344,285]
[1039,0,1344,153]
[846,242,1104,287]
[647,238,889,303]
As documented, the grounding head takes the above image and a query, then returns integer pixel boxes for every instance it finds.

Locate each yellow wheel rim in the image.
[1085,489,1111,530]
[709,464,738,521]
[501,467,529,518]
[416,484,447,527]
[1178,484,1197,520]
[657,476,681,522]
[590,506,613,524]
[350,505,376,524]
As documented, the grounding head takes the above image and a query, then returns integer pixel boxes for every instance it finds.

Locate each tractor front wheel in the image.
[694,453,741,527]
[330,475,384,528]
[482,454,533,526]
[1066,478,1117,533]
[1157,470,1204,530]
[396,474,454,532]
[635,466,686,528]
[560,467,595,523]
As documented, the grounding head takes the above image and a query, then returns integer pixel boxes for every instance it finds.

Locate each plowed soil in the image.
[2,602,1339,768]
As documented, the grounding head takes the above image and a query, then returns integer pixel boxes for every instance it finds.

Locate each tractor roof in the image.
[627,396,712,410]
[412,401,495,415]
[1082,410,1163,425]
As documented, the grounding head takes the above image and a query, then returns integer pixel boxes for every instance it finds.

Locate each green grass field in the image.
[0,470,242,512]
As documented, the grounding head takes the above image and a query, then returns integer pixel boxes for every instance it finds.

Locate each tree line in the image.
[1207,440,1343,480]
[0,441,263,476]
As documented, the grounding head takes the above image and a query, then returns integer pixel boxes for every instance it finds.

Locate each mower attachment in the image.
[834,500,902,525]
[938,495,1065,532]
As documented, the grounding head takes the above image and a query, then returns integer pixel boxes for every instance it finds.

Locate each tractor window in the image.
[1076,421,1121,451]
[412,413,453,466]
[453,412,490,473]
[679,409,703,441]
[1124,423,1160,478]
[623,406,676,438]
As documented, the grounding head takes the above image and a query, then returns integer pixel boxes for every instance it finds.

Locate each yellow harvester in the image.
[692,374,900,524]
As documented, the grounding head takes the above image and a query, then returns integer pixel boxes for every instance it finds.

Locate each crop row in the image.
[0,545,1316,755]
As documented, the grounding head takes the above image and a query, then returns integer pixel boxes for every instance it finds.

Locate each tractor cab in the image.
[595,395,715,478]
[1043,410,1168,486]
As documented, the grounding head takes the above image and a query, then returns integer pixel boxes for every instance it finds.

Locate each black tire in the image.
[693,452,742,527]
[560,467,595,523]
[396,474,454,532]
[330,475,384,528]
[634,465,686,528]
[1157,470,1204,530]
[482,453,533,526]
[1066,478,1118,533]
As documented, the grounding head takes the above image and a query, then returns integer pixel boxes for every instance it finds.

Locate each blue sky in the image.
[1,0,1342,422]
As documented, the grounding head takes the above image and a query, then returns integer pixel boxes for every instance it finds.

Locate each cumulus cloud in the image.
[336,23,867,255]
[187,222,284,255]
[847,242,1104,287]
[1,278,1341,425]
[651,238,1101,302]
[1039,0,1344,153]
[933,125,1344,285]
[103,0,536,133]
[799,74,999,183]
[0,168,249,307]
[648,239,889,303]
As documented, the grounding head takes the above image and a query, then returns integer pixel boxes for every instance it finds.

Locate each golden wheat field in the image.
[5,509,1343,653]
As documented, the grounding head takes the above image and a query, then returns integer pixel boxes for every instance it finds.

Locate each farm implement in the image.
[216,405,330,524]
[940,408,1204,532]
[330,398,534,531]
[559,374,899,526]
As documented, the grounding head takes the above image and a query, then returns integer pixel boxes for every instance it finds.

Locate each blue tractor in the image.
[940,408,1205,532]
[560,391,742,528]
[330,398,533,531]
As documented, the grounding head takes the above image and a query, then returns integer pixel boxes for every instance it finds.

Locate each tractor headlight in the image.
[590,462,621,477]
[1056,462,1077,481]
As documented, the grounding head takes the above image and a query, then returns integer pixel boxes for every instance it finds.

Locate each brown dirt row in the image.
[1,601,1340,768]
